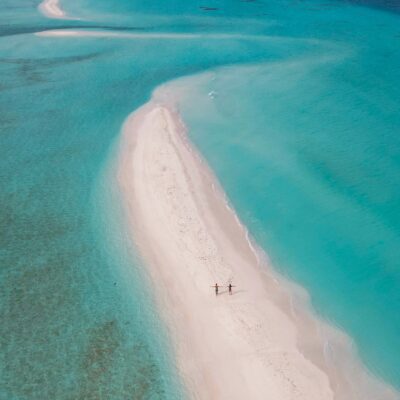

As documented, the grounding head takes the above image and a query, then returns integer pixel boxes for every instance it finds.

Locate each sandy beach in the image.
[117,99,398,399]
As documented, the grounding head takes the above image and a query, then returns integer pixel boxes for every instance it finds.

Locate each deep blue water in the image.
[0,0,399,398]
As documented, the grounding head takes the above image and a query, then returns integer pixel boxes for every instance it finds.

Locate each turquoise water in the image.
[173,4,400,389]
[1,0,399,398]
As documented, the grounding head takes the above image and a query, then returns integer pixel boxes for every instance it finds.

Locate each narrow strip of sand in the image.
[35,30,274,41]
[118,102,331,399]
[117,101,398,399]
[37,29,326,48]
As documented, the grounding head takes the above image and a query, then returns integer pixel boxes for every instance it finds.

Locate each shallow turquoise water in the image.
[0,0,399,398]
[174,4,400,388]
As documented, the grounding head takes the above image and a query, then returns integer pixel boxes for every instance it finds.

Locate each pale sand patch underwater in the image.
[35,29,319,45]
[38,0,80,20]
[117,95,399,399]
[38,0,66,19]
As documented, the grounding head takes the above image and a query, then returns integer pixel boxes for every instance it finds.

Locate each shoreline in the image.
[117,96,398,399]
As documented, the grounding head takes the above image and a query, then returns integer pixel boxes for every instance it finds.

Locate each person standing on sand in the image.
[213,283,219,296]
[228,283,233,295]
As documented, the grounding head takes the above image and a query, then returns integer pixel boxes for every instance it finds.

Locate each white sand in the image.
[38,0,80,20]
[117,101,399,399]
[38,0,66,19]
[35,29,279,41]
[35,30,203,39]
[118,103,332,399]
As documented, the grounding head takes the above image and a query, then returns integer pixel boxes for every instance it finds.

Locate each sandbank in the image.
[35,29,281,42]
[117,98,398,399]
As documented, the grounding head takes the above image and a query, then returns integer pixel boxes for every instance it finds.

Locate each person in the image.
[228,283,233,295]
[213,283,219,296]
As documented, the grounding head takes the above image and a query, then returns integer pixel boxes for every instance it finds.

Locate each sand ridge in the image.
[117,102,338,399]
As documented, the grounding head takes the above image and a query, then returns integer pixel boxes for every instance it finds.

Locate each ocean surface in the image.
[1,0,399,398]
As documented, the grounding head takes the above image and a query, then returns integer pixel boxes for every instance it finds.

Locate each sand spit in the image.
[35,29,290,42]
[117,100,399,399]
